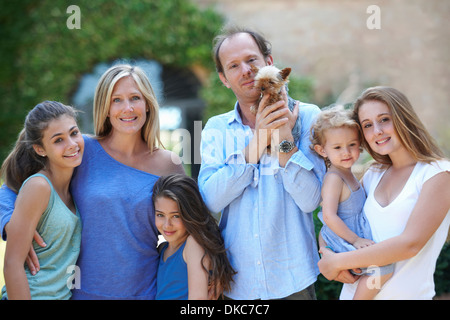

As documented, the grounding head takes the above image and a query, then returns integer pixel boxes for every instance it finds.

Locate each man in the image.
[198,26,325,299]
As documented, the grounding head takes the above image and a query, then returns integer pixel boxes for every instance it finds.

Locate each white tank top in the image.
[340,160,450,300]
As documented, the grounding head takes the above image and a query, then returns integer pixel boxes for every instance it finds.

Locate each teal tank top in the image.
[2,173,81,300]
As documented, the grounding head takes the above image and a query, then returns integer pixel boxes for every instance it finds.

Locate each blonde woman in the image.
[1,64,185,299]
[318,86,449,299]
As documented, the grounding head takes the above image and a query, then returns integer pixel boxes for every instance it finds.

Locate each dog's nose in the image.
[261,87,265,91]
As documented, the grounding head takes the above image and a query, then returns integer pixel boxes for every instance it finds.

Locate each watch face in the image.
[279,140,294,153]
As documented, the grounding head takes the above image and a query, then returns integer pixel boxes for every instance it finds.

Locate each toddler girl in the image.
[311,105,393,299]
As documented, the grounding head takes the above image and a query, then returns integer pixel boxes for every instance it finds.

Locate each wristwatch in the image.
[277,140,295,153]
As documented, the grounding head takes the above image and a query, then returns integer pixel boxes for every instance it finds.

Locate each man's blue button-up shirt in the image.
[198,101,325,299]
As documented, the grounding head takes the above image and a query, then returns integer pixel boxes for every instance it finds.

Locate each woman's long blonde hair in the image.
[93,64,162,152]
[353,86,444,165]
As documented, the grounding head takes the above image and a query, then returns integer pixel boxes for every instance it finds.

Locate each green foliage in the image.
[434,241,450,297]
[200,72,237,120]
[313,208,343,300]
[0,0,223,162]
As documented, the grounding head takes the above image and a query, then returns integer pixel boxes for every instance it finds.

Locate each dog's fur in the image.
[250,65,302,153]
[250,65,291,114]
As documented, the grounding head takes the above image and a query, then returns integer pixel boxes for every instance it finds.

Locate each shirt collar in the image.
[227,101,244,125]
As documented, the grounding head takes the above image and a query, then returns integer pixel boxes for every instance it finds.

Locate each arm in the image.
[318,233,359,284]
[274,91,299,168]
[1,183,45,275]
[3,177,50,299]
[183,236,210,300]
[198,117,258,214]
[152,149,186,176]
[321,173,373,248]
[0,184,17,240]
[319,172,450,280]
[198,94,300,214]
[245,94,290,165]
[279,105,325,213]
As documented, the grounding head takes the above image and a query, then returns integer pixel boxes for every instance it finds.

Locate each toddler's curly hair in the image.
[310,105,363,168]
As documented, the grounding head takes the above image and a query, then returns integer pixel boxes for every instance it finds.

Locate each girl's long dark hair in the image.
[152,174,236,297]
[1,101,77,193]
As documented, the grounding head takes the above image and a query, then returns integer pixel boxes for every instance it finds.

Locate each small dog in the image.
[250,65,291,115]
[250,65,301,148]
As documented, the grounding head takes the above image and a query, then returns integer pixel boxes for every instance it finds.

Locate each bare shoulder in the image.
[422,170,449,201]
[183,235,207,263]
[148,148,185,176]
[184,235,203,253]
[15,176,51,217]
[322,171,344,189]
[19,176,51,199]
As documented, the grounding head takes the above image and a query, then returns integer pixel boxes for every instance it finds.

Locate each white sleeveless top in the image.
[340,160,450,300]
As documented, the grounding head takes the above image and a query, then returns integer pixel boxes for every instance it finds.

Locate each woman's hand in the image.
[26,230,46,275]
[318,246,340,281]
[318,246,359,283]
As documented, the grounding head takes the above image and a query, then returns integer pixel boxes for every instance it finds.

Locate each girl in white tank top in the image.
[318,87,449,299]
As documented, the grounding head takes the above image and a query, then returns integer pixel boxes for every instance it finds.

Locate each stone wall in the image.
[194,0,450,155]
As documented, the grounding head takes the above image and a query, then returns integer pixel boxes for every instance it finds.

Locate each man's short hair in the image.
[212,25,272,73]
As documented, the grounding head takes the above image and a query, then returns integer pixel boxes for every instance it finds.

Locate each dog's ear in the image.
[279,67,291,80]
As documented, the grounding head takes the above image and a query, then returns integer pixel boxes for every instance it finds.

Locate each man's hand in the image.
[255,94,290,144]
[245,94,289,164]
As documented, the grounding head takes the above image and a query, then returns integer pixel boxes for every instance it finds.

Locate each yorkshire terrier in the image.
[250,65,291,114]
[250,65,301,149]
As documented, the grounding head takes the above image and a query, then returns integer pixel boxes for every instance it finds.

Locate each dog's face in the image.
[252,65,291,95]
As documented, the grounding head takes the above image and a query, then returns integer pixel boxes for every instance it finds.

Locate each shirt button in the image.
[257,261,261,265]
[254,234,259,238]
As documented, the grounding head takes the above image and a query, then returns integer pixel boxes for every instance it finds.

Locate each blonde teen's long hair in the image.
[353,86,444,165]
